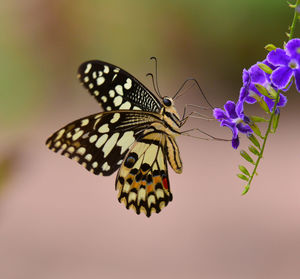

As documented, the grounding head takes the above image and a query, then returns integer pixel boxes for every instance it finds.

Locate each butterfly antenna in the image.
[150,56,162,98]
[173,78,214,110]
[146,72,160,97]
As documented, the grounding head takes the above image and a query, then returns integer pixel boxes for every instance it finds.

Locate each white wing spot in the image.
[117,160,123,165]
[67,146,75,153]
[81,119,89,126]
[103,65,109,74]
[112,74,117,81]
[92,71,97,79]
[124,78,132,89]
[89,135,98,143]
[113,68,120,73]
[84,63,92,74]
[119,101,131,110]
[110,113,120,123]
[98,71,103,76]
[61,144,67,150]
[117,131,135,154]
[98,123,109,133]
[72,130,84,141]
[115,85,123,96]
[101,96,107,103]
[97,76,105,85]
[85,154,92,161]
[88,83,94,89]
[147,195,155,208]
[95,134,108,148]
[113,95,123,106]
[54,141,61,148]
[132,106,141,110]
[92,162,98,168]
[102,162,111,171]
[55,129,65,141]
[103,133,119,158]
[94,90,99,96]
[138,188,146,204]
[77,147,86,155]
[84,76,89,83]
[109,90,115,98]
[107,106,112,111]
[128,192,137,203]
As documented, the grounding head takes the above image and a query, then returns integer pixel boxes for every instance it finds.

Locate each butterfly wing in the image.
[46,111,163,176]
[77,60,162,113]
[116,132,172,217]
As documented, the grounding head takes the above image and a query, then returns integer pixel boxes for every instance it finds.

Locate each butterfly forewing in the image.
[46,111,163,176]
[78,60,162,113]
[116,132,172,217]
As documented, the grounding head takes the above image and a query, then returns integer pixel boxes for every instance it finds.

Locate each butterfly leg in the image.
[180,128,231,142]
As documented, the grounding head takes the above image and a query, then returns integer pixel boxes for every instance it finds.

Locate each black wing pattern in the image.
[116,132,173,217]
[77,60,162,113]
[46,111,163,176]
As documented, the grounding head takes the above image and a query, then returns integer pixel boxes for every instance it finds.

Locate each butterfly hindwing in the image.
[46,111,163,176]
[116,132,172,217]
[78,60,162,113]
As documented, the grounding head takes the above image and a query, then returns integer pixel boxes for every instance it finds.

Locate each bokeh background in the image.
[1,1,300,278]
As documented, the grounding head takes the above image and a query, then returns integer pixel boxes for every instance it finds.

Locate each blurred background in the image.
[1,1,300,278]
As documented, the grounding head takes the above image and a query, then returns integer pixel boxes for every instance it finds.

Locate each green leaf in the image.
[238,165,250,176]
[247,134,261,149]
[240,150,255,164]
[249,122,263,138]
[258,98,271,113]
[271,112,280,133]
[250,116,269,122]
[257,63,273,74]
[242,185,250,195]
[249,145,260,156]
[237,174,249,181]
[266,86,278,98]
[264,44,277,51]
[255,84,273,98]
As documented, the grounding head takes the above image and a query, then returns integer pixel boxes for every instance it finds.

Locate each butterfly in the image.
[46,60,186,217]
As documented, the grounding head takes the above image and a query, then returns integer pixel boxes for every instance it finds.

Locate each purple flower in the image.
[239,63,287,110]
[213,100,252,149]
[267,38,300,92]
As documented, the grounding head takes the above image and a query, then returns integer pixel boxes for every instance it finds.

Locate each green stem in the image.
[243,93,280,194]
[242,1,300,194]
[289,0,300,40]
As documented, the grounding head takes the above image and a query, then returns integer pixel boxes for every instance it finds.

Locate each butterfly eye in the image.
[163,97,172,107]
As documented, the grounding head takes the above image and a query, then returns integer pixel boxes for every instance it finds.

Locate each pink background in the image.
[1,1,300,278]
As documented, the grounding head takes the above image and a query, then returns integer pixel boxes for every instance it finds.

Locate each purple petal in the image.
[235,100,244,118]
[271,66,293,89]
[242,69,250,86]
[264,93,287,110]
[213,108,226,120]
[232,136,239,149]
[221,120,238,138]
[236,123,252,134]
[286,38,300,57]
[278,93,287,107]
[239,87,248,102]
[267,49,290,66]
[224,101,238,119]
[249,64,267,84]
[262,59,277,71]
[294,69,300,92]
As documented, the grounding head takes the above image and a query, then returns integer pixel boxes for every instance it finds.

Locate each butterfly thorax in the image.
[159,97,181,137]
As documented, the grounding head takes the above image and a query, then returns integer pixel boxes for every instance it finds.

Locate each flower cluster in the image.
[214,38,300,149]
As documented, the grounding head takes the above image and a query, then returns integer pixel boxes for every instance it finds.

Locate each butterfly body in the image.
[46,60,183,217]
